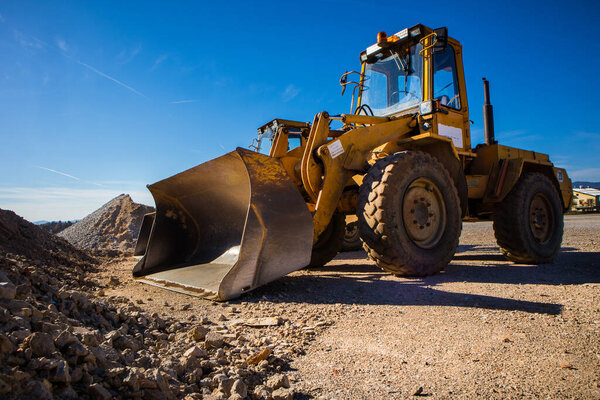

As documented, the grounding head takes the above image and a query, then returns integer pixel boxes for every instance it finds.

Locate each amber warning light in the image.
[377,31,388,44]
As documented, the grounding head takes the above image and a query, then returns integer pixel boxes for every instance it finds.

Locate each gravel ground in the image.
[0,210,301,399]
[101,214,600,399]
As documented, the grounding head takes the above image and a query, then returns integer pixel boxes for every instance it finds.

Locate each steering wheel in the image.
[439,94,460,109]
[447,94,460,108]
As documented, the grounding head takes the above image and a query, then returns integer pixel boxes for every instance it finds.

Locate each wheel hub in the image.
[345,222,359,241]
[529,193,553,244]
[402,178,446,249]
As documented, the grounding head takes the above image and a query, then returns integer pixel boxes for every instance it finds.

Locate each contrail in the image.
[35,166,81,181]
[170,99,197,104]
[14,28,147,100]
[35,165,106,187]
[75,60,147,98]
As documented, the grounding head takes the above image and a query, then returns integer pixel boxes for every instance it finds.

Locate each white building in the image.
[571,187,600,212]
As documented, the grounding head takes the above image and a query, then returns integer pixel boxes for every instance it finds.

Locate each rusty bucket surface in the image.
[132,148,313,301]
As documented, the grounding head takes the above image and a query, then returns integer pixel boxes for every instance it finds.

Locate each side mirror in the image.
[340,71,348,96]
[339,70,361,96]
[432,27,448,54]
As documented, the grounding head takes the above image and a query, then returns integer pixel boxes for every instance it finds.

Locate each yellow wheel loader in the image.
[133,24,572,300]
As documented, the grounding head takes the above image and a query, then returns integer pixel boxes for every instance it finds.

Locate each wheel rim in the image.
[402,178,446,249]
[344,222,359,242]
[529,193,554,244]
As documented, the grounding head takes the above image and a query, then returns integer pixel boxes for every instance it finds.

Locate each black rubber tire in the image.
[309,213,345,267]
[357,151,462,276]
[493,172,563,263]
[341,221,362,252]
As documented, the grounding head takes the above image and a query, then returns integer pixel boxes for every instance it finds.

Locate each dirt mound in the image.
[58,194,154,255]
[0,209,95,267]
[0,209,300,399]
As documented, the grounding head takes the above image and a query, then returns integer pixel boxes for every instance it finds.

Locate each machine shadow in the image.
[241,248,599,315]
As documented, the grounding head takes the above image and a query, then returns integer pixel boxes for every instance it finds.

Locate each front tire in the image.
[493,172,563,263]
[357,152,462,276]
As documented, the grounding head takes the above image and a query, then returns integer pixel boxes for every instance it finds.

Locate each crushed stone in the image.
[58,194,154,255]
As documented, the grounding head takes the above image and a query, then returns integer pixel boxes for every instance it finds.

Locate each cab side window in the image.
[433,45,460,110]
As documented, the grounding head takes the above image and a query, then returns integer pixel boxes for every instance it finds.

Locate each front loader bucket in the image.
[134,212,155,256]
[132,148,314,301]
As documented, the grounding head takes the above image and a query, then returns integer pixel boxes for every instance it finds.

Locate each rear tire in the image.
[493,172,563,263]
[357,152,462,276]
[308,213,345,267]
[341,221,362,251]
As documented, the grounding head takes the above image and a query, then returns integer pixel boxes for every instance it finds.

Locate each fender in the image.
[484,159,571,211]
[388,134,468,218]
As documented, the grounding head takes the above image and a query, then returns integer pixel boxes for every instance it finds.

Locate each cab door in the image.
[432,43,471,151]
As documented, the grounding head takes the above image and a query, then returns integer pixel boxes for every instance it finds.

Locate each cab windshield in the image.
[360,43,423,116]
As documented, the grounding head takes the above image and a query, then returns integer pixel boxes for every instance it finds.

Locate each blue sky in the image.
[1,0,599,221]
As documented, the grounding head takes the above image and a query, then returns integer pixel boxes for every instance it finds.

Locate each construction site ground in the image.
[99,214,600,399]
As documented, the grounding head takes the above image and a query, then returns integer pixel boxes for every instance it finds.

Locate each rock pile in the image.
[0,209,95,267]
[58,194,154,255]
[0,210,303,399]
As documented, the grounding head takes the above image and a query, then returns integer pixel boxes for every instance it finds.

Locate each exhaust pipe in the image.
[482,78,496,145]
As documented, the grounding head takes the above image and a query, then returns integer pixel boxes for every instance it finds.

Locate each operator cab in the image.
[360,43,424,116]
[253,119,308,156]
[356,24,463,119]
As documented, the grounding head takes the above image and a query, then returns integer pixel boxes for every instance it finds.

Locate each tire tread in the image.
[357,151,462,276]
[493,172,563,263]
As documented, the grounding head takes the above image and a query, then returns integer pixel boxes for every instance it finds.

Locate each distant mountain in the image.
[33,219,79,225]
[573,181,600,189]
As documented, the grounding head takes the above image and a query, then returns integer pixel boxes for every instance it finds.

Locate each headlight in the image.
[420,100,433,115]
